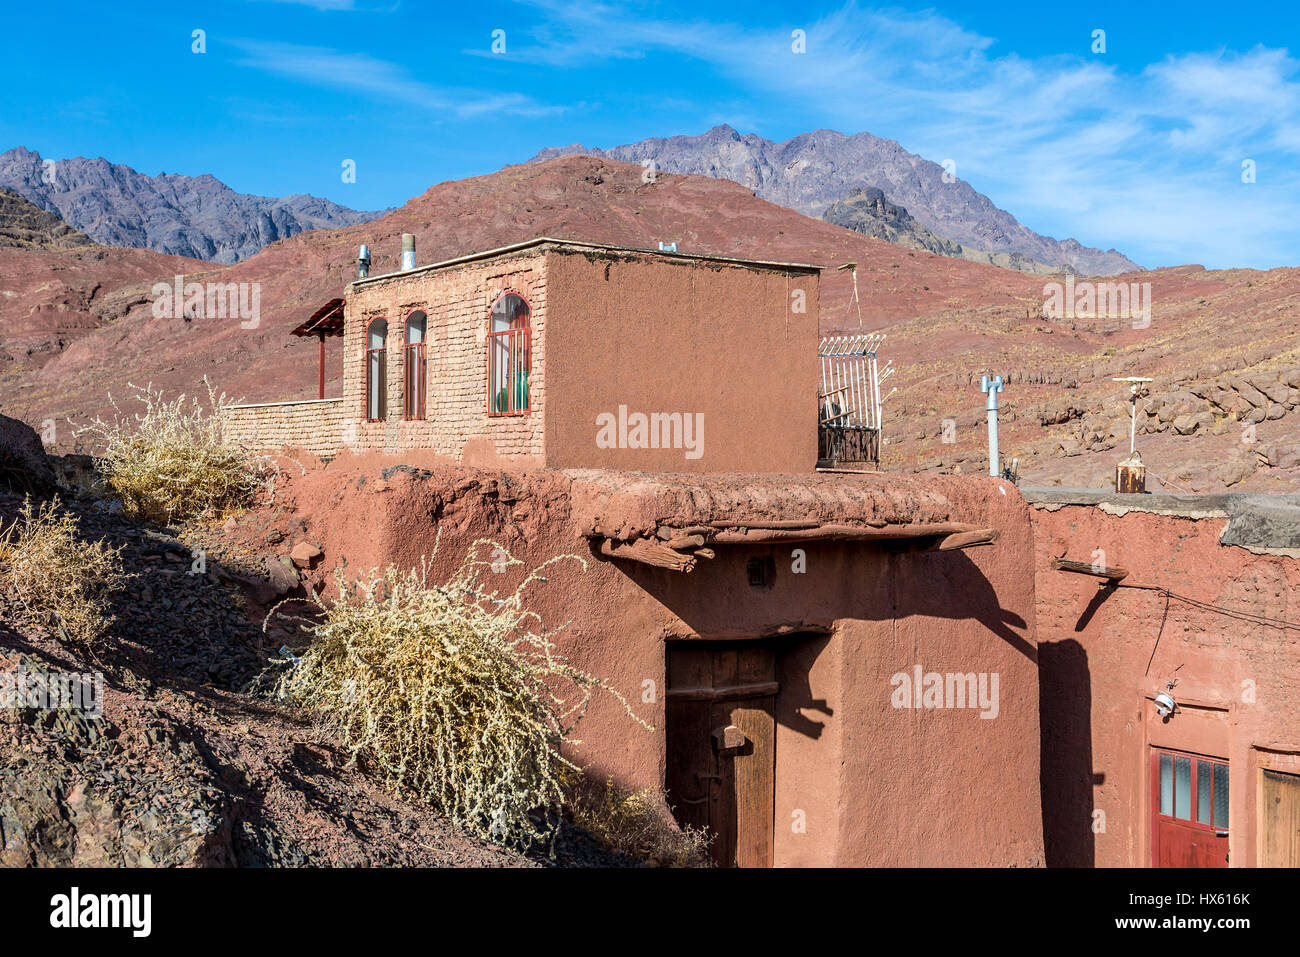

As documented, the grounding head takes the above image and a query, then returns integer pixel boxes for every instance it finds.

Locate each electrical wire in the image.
[1116,581,1300,633]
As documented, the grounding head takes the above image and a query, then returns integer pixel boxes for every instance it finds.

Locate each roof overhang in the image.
[291,298,345,338]
[566,470,999,573]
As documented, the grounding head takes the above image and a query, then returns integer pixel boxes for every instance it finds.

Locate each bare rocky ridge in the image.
[0,188,94,250]
[0,147,387,265]
[531,124,1141,276]
[823,188,1061,275]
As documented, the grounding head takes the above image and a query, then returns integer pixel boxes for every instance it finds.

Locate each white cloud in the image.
[230,40,567,119]
[509,0,1300,268]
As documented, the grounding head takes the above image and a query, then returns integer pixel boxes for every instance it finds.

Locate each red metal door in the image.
[1151,749,1229,867]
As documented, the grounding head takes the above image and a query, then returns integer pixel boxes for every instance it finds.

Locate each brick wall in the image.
[343,249,547,464]
[222,398,345,457]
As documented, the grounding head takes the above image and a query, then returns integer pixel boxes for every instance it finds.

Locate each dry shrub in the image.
[77,379,273,525]
[561,768,712,867]
[0,497,127,648]
[266,540,651,851]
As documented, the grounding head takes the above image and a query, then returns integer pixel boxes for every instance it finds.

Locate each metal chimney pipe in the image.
[358,244,370,279]
[401,233,416,271]
[980,375,1004,478]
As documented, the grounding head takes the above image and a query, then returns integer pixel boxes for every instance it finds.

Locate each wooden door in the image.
[1151,749,1229,867]
[1259,769,1300,867]
[665,642,777,867]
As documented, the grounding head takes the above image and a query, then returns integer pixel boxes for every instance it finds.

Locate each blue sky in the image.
[5,0,1297,269]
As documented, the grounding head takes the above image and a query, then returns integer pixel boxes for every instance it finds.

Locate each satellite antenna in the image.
[1111,376,1153,492]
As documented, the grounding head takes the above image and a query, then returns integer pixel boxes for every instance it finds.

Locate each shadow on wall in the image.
[1038,638,1097,867]
[769,631,834,739]
[609,542,1034,664]
[887,547,1035,662]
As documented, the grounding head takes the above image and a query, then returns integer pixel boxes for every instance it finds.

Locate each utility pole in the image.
[1111,376,1152,492]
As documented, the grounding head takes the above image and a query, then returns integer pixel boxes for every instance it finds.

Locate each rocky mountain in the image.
[0,147,387,265]
[531,125,1141,276]
[0,188,95,250]
[822,187,1060,275]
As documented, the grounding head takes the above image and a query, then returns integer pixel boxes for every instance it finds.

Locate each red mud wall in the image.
[541,249,819,473]
[261,466,1042,867]
[1032,504,1300,867]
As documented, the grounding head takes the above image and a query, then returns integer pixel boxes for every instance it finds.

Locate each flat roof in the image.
[1020,486,1300,555]
[349,237,823,289]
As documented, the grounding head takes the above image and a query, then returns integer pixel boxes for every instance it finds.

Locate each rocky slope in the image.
[531,125,1141,276]
[0,195,207,381]
[823,188,1060,275]
[0,451,632,867]
[0,189,94,250]
[0,147,386,264]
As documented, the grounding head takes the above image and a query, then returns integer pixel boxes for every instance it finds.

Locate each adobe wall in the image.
[258,465,1042,867]
[1029,491,1300,867]
[222,398,345,457]
[541,249,820,473]
[342,250,548,466]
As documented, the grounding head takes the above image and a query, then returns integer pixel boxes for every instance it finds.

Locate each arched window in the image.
[365,318,387,421]
[404,311,427,420]
[488,292,530,415]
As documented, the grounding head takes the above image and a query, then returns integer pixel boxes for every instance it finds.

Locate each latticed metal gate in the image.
[818,334,890,469]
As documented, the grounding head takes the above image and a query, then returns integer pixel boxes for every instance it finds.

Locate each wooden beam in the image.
[598,538,697,572]
[709,522,990,545]
[935,528,1000,551]
[1051,557,1128,581]
[317,330,326,400]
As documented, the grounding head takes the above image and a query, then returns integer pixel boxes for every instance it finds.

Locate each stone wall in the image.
[222,398,345,457]
[343,249,547,465]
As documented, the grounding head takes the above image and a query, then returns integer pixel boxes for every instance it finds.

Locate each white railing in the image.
[818,333,890,434]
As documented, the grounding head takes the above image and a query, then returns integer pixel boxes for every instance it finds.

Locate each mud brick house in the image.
[225,238,820,470]
[224,236,1300,867]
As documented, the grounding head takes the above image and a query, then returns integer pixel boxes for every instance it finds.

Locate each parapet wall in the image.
[222,398,345,457]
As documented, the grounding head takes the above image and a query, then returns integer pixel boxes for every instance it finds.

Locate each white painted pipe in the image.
[981,375,1004,477]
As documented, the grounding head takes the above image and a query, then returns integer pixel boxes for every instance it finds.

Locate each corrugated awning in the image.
[290,298,345,338]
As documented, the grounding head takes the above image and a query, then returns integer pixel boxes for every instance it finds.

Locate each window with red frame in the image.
[404,311,427,420]
[365,317,387,421]
[488,293,530,415]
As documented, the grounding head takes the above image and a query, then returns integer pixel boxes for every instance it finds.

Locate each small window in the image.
[488,292,530,415]
[404,311,426,420]
[365,318,387,421]
[1154,748,1227,830]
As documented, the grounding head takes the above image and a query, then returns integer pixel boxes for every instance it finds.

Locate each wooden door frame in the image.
[664,639,778,868]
